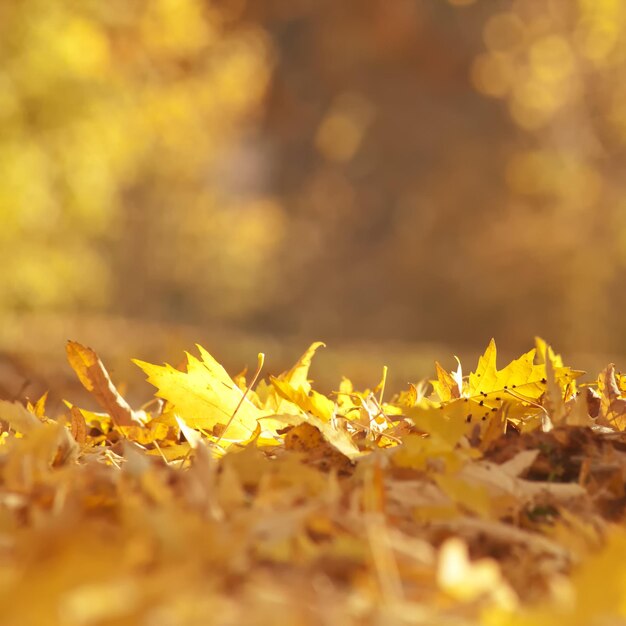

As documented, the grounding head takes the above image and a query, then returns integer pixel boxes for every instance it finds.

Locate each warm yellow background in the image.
[0,0,623,396]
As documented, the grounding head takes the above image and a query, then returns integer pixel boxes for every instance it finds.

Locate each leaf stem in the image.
[216,353,265,444]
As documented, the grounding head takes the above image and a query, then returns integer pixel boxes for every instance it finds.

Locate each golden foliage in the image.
[0,0,277,314]
[0,339,626,623]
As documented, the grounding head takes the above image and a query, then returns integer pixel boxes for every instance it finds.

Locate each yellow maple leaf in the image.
[409,340,583,442]
[535,336,564,368]
[270,377,335,422]
[269,342,335,421]
[407,394,537,445]
[432,360,461,402]
[468,339,581,400]
[279,341,326,393]
[134,345,279,445]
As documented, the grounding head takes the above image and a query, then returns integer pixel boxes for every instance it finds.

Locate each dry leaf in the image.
[69,405,87,446]
[135,345,281,448]
[67,341,142,427]
[0,339,625,626]
[0,399,43,433]
[597,364,626,430]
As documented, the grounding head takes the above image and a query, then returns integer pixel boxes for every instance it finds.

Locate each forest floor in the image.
[0,327,624,625]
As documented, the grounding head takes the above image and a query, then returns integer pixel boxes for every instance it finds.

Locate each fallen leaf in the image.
[278,341,326,393]
[468,338,581,400]
[69,406,87,446]
[67,341,142,427]
[0,399,43,433]
[597,364,626,430]
[134,345,280,447]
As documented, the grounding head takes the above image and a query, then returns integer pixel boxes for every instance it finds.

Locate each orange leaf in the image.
[69,406,87,446]
[598,364,626,430]
[66,341,141,428]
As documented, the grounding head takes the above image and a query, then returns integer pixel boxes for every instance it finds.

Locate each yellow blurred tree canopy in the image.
[1,0,625,356]
[0,0,280,317]
[471,0,626,349]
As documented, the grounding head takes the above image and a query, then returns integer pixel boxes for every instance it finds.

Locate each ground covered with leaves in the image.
[2,338,626,625]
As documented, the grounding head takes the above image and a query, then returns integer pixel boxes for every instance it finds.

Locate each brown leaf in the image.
[598,364,626,430]
[66,341,140,427]
[69,406,87,446]
[284,422,354,475]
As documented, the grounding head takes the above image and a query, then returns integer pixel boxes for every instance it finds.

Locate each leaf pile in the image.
[2,338,626,625]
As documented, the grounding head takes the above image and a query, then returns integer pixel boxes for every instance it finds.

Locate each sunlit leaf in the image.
[5,337,626,625]
[278,341,326,393]
[468,339,582,401]
[67,341,144,427]
[432,360,461,402]
[134,345,281,446]
[597,364,626,430]
[270,376,335,422]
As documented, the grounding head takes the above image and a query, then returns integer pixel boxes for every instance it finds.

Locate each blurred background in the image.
[0,0,624,405]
